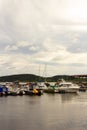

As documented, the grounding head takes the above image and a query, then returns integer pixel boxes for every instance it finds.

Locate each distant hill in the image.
[0,74,41,82]
[0,74,75,82]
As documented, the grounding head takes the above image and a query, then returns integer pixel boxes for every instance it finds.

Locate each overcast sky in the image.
[0,0,87,76]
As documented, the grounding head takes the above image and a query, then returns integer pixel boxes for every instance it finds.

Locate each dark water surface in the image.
[0,92,87,130]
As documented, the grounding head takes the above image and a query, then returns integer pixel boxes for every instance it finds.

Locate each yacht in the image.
[58,79,80,93]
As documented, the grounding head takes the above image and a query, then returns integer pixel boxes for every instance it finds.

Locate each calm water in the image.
[0,92,87,130]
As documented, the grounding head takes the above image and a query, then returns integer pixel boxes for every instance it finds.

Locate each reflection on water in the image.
[60,93,78,103]
[0,93,87,130]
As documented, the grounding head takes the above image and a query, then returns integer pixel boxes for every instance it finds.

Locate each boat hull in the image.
[24,90,42,96]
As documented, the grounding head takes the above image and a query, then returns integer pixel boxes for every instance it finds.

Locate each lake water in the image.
[0,92,87,130]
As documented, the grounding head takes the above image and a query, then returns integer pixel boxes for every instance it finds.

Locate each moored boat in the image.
[58,79,80,93]
[43,82,59,93]
[24,89,42,96]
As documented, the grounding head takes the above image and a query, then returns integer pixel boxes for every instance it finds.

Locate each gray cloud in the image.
[0,0,87,76]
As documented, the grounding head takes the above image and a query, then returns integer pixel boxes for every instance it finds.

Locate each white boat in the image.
[58,79,80,93]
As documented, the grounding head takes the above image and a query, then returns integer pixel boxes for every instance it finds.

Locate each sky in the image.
[0,0,87,77]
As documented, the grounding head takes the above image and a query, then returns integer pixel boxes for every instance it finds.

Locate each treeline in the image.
[0,74,75,82]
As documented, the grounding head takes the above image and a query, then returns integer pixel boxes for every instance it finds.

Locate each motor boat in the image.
[58,79,80,93]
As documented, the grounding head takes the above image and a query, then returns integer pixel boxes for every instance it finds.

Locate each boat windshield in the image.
[59,84,71,87]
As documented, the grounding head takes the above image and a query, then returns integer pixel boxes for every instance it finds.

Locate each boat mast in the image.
[43,64,47,82]
[38,64,41,82]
